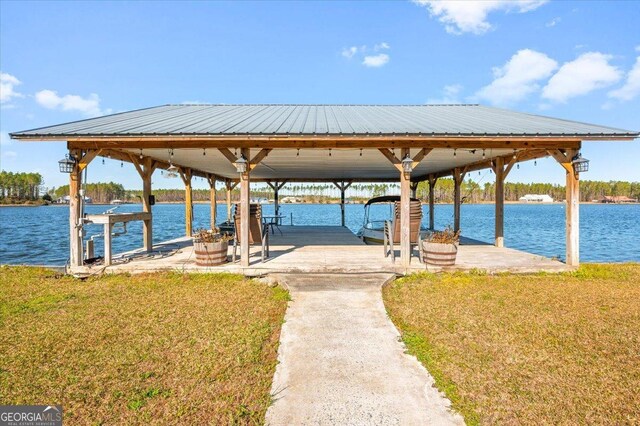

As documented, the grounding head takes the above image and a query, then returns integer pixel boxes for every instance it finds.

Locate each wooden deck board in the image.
[73,226,570,276]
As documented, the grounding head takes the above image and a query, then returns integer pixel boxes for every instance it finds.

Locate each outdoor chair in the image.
[383,200,424,263]
[232,203,269,263]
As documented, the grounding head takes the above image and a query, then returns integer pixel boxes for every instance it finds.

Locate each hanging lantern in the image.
[58,154,76,173]
[401,154,413,174]
[571,152,590,174]
[166,164,179,178]
[234,155,248,174]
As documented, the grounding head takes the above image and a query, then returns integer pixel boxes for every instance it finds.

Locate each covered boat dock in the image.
[10,104,638,274]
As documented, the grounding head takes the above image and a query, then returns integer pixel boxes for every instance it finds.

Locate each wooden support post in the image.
[494,157,505,247]
[333,181,353,227]
[400,148,411,267]
[140,158,156,252]
[225,180,234,222]
[69,150,83,267]
[268,180,287,218]
[207,175,217,230]
[566,166,580,266]
[180,168,193,237]
[410,181,419,199]
[240,148,251,267]
[453,167,466,233]
[428,175,437,231]
[549,149,580,266]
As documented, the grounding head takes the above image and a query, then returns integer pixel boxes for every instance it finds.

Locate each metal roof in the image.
[10,104,638,138]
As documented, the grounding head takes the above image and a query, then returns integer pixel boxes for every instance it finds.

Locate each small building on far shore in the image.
[519,194,554,203]
[599,195,638,203]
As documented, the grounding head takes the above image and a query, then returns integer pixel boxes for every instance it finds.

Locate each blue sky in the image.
[1,0,638,190]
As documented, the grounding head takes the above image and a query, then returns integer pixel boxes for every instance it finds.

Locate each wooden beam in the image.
[78,149,102,171]
[378,148,403,172]
[61,136,596,150]
[218,147,238,164]
[411,148,433,168]
[249,148,271,170]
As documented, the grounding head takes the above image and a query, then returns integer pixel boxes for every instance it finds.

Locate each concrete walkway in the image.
[266,274,464,426]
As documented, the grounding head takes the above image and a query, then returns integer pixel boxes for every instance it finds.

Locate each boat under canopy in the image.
[358,196,425,245]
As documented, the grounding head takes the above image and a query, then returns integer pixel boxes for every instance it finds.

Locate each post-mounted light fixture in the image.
[58,154,76,173]
[571,152,589,174]
[401,154,413,175]
[234,155,248,174]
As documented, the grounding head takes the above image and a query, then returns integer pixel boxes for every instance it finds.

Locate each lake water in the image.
[0,203,638,265]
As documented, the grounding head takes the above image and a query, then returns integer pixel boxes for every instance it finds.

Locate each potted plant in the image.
[421,226,460,266]
[193,229,232,266]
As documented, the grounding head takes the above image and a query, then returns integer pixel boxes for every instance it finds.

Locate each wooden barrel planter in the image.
[194,241,229,266]
[422,241,458,266]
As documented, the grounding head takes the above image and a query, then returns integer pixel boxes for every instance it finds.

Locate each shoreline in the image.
[2,201,638,207]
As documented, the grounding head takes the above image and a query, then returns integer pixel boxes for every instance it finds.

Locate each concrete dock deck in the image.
[76,226,571,276]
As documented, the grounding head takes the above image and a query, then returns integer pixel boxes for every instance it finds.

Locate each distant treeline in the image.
[0,171,44,203]
[414,179,640,203]
[6,174,639,204]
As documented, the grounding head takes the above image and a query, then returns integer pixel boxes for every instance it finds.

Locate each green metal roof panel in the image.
[10,104,638,138]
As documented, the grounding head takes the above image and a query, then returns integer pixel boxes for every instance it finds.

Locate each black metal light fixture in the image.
[571,152,590,174]
[58,154,76,173]
[401,154,413,174]
[234,155,248,174]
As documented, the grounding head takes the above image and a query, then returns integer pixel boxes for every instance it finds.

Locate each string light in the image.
[360,149,363,157]
[120,161,123,168]
[513,149,517,159]
[453,149,457,157]
[517,164,520,169]
[234,148,238,156]
[297,149,300,157]
[102,158,105,165]
[329,148,332,157]
[482,149,486,159]
[139,149,143,159]
[203,149,206,156]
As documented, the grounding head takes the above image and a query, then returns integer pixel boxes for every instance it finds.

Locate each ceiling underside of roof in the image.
[122,147,516,180]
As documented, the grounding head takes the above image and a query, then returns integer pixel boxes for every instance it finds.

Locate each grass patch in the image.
[383,264,640,425]
[0,266,288,424]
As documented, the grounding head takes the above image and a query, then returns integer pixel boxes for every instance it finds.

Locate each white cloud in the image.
[413,0,548,35]
[362,53,390,68]
[608,56,640,101]
[542,52,622,102]
[342,46,358,59]
[427,84,464,104]
[343,43,391,67]
[545,17,561,27]
[475,49,558,106]
[35,89,110,117]
[0,72,24,104]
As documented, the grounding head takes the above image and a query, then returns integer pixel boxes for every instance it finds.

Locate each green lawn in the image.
[0,267,289,425]
[384,264,640,425]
